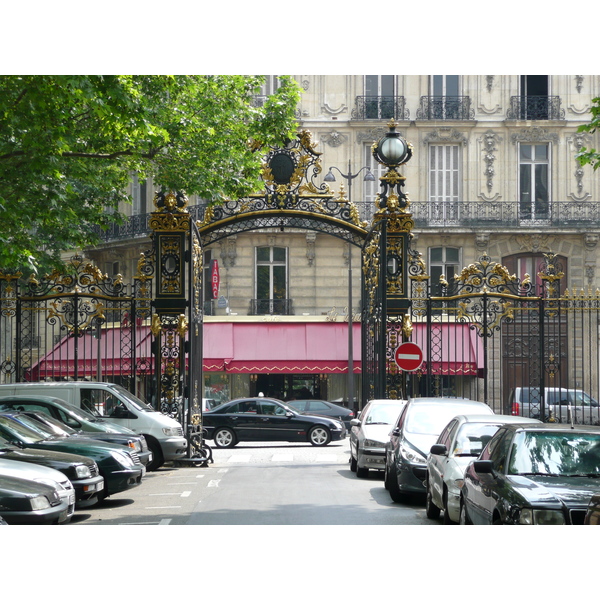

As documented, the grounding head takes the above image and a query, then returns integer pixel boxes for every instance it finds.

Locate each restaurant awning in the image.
[31,320,483,378]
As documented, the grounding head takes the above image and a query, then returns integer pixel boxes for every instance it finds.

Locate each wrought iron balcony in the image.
[506,96,565,120]
[416,96,474,120]
[351,96,409,120]
[249,299,294,316]
[407,200,600,228]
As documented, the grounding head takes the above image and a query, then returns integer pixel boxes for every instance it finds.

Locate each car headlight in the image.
[75,465,92,479]
[364,439,386,449]
[111,450,135,468]
[399,441,426,464]
[29,495,52,510]
[162,427,180,436]
[519,508,565,525]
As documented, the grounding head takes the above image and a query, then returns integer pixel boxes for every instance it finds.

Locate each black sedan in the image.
[460,422,600,525]
[0,438,104,508]
[0,412,144,500]
[203,397,346,448]
[0,474,69,525]
[285,400,355,431]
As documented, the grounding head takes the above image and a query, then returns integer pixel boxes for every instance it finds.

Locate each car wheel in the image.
[308,426,331,446]
[146,437,165,471]
[213,427,237,449]
[425,479,441,519]
[356,464,369,478]
[386,460,405,503]
[350,448,357,472]
[384,461,391,490]
[442,488,456,524]
[459,497,472,525]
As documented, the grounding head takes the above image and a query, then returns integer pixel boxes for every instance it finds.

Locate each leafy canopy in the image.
[0,75,300,274]
[577,96,600,170]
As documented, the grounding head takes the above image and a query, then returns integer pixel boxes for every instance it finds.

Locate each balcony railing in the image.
[249,299,294,316]
[351,96,409,120]
[408,200,600,228]
[506,96,565,120]
[416,96,474,120]
[93,200,600,246]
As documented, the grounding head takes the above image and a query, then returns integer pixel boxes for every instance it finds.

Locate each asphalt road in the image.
[68,437,437,526]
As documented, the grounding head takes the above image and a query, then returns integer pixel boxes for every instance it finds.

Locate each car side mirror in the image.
[473,460,494,475]
[430,444,447,456]
[285,411,294,418]
[391,427,400,437]
[350,418,361,427]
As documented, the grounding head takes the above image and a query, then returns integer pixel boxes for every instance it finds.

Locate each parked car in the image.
[11,408,152,466]
[508,387,600,425]
[350,399,407,478]
[0,473,70,525]
[0,412,144,500]
[0,382,188,471]
[460,422,600,524]
[0,437,103,507]
[286,399,355,431]
[584,492,600,525]
[0,457,76,522]
[202,397,346,448]
[385,397,494,502]
[426,414,540,523]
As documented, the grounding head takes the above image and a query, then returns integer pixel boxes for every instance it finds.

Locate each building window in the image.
[362,145,387,222]
[519,144,550,222]
[364,75,395,119]
[428,145,460,224]
[429,247,461,297]
[254,246,289,315]
[520,75,549,119]
[430,75,461,119]
[131,173,147,215]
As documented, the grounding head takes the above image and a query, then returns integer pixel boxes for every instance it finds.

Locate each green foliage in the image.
[0,75,300,274]
[576,96,600,170]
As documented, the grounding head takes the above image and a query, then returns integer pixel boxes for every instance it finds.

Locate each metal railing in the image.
[416,96,474,120]
[249,298,294,316]
[351,96,410,120]
[506,96,565,120]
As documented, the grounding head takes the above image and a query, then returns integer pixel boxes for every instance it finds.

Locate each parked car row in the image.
[350,396,600,525]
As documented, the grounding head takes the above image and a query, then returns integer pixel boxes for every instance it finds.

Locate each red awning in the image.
[31,320,482,378]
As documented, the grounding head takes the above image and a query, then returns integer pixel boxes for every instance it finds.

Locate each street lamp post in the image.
[324,162,375,412]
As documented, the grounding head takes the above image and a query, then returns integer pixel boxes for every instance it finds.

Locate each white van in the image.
[0,382,187,470]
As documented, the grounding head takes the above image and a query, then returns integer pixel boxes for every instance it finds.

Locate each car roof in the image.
[0,395,67,403]
[500,422,600,433]
[454,414,541,424]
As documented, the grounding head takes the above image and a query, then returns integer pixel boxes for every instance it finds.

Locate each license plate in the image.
[141,465,146,477]
[97,480,104,491]
[68,493,75,506]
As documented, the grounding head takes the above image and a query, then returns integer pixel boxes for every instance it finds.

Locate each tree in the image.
[0,75,300,274]
[577,96,600,170]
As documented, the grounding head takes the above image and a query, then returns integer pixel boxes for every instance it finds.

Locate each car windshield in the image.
[0,416,51,443]
[508,430,600,476]
[27,413,75,436]
[111,385,153,411]
[452,423,499,456]
[406,404,472,435]
[364,403,403,425]
[570,391,598,407]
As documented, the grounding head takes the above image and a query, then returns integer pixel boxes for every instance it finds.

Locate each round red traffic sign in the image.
[395,342,423,371]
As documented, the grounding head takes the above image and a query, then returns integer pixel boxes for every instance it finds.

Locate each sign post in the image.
[395,342,423,372]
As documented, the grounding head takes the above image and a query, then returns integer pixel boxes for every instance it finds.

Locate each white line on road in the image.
[272,454,294,461]
[228,455,251,462]
[146,506,181,509]
[180,491,192,497]
[208,480,220,487]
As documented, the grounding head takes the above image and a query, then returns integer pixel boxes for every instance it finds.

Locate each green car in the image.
[0,412,144,500]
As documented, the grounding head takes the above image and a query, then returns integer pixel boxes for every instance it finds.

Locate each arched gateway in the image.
[4,122,598,465]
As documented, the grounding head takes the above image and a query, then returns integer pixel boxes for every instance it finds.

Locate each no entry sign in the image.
[395,342,423,371]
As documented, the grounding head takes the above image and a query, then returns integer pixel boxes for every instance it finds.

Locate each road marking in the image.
[146,506,181,509]
[168,481,199,485]
[149,492,185,496]
[228,455,251,462]
[272,454,293,461]
[180,491,192,497]
[218,468,229,473]
[208,480,220,487]
[159,519,171,525]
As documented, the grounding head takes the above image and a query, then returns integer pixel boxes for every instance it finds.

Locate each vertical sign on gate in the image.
[210,259,220,300]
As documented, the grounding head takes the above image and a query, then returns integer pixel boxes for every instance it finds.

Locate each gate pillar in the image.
[367,120,415,400]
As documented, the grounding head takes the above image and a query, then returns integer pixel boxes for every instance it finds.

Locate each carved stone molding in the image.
[584,233,599,249]
[475,232,489,249]
[320,130,348,148]
[480,130,502,193]
[306,232,316,266]
[357,127,388,144]
[321,102,347,116]
[510,127,559,145]
[512,234,554,253]
[219,236,237,268]
[422,128,468,146]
